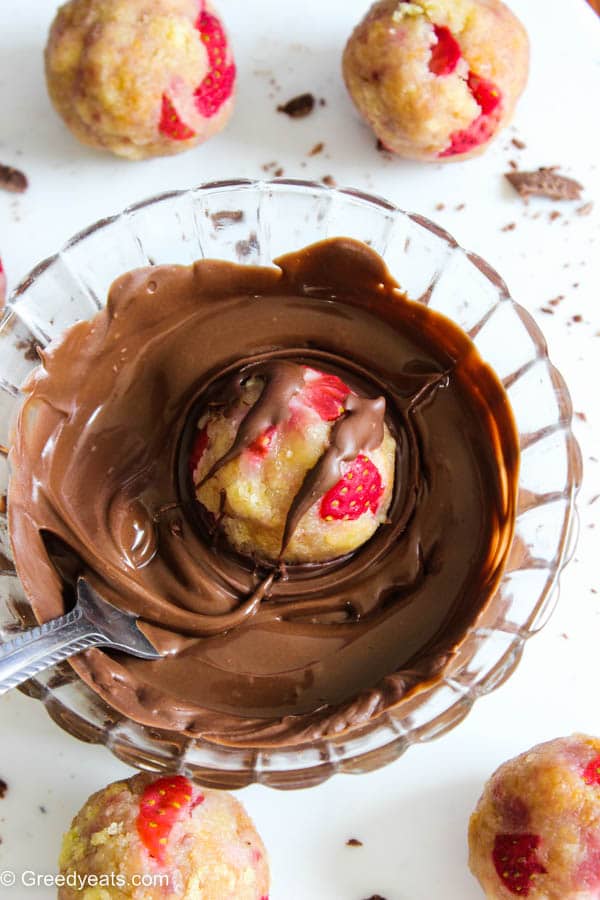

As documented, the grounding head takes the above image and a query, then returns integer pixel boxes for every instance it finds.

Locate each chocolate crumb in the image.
[577,202,594,216]
[549,210,562,222]
[274,167,284,177]
[511,137,527,150]
[322,175,336,187]
[0,494,6,515]
[16,337,42,362]
[0,163,28,194]
[309,142,324,156]
[455,203,465,211]
[505,169,583,201]
[540,307,554,315]
[277,93,315,118]
[435,203,445,211]
[501,222,516,232]
[0,779,7,799]
[346,838,363,847]
[0,551,15,573]
[363,896,387,900]
[376,138,389,153]
[210,210,244,229]
[319,97,326,107]
[571,314,583,323]
[561,632,569,640]
[235,232,259,258]
[589,493,600,505]
[508,159,519,170]
[261,161,278,173]
[575,411,587,422]
[39,805,47,814]
[548,295,564,307]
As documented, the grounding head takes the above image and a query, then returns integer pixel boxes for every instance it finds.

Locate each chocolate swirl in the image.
[8,238,518,747]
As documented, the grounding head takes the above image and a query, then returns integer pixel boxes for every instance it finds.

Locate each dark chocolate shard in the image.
[505,169,583,201]
[277,93,315,118]
[0,163,28,194]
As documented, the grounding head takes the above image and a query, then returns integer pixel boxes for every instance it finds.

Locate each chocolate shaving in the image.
[210,210,244,229]
[577,202,594,216]
[277,93,315,118]
[16,338,42,362]
[0,163,28,194]
[505,169,583,201]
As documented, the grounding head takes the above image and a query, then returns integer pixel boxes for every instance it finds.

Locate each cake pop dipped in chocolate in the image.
[191,361,396,564]
[343,0,529,161]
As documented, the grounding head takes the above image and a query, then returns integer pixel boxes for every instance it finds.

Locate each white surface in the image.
[1,1,599,898]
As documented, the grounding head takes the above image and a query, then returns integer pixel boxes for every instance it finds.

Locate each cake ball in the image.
[45,0,236,160]
[469,735,600,898]
[59,773,270,899]
[0,257,6,308]
[342,0,529,161]
[191,362,396,564]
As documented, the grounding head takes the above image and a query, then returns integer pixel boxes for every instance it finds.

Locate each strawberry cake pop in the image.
[469,735,600,898]
[58,773,269,899]
[342,0,529,161]
[191,362,396,564]
[45,0,236,160]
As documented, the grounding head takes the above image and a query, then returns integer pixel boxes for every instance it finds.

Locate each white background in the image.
[1,1,599,898]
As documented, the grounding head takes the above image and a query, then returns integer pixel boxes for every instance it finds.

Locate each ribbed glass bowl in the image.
[0,180,582,789]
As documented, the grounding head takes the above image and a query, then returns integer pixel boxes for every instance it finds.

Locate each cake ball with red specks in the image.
[469,735,600,899]
[191,361,396,564]
[45,0,236,160]
[343,0,528,161]
[58,772,270,899]
[0,257,6,308]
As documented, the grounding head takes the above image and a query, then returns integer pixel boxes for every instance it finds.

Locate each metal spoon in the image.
[0,577,160,695]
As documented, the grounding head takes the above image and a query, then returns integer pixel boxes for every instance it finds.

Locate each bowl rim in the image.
[0,178,583,789]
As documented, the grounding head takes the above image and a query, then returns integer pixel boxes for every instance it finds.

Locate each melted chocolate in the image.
[8,238,519,747]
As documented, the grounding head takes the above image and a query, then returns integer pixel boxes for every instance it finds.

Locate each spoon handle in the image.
[0,607,104,695]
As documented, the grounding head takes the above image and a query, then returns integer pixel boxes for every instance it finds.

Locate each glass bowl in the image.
[0,180,582,790]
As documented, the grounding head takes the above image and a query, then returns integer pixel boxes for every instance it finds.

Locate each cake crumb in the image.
[277,93,315,118]
[548,295,564,307]
[549,210,562,221]
[575,411,587,422]
[274,167,284,177]
[435,202,445,211]
[322,175,336,187]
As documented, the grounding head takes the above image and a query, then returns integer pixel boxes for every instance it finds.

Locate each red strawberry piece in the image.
[189,426,209,474]
[583,755,600,786]
[248,424,277,457]
[194,10,236,118]
[320,455,384,521]
[493,833,546,897]
[159,94,196,140]
[0,257,6,308]
[439,72,502,157]
[468,72,502,115]
[303,372,350,421]
[137,775,202,863]
[429,25,461,76]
